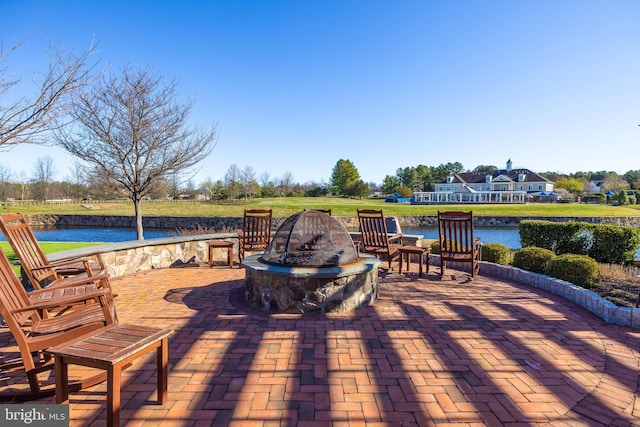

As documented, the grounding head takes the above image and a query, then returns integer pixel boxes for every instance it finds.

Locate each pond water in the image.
[0,226,523,248]
[0,227,174,243]
[404,227,522,249]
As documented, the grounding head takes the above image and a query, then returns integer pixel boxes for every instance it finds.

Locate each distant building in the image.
[413,159,554,204]
[588,181,604,193]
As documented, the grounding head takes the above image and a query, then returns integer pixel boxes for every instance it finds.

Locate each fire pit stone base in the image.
[242,254,381,315]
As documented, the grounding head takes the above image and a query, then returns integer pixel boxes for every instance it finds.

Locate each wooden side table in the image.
[208,240,234,268]
[48,324,172,427]
[398,246,431,276]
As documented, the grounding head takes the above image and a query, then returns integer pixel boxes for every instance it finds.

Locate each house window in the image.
[446,186,451,191]
[538,185,543,191]
[528,185,532,191]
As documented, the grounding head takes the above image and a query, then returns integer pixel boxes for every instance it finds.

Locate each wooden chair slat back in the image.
[438,211,474,252]
[437,211,481,278]
[243,209,273,246]
[357,210,390,248]
[0,213,53,288]
[356,209,403,270]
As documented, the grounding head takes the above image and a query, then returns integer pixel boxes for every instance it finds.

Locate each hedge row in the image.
[519,220,640,265]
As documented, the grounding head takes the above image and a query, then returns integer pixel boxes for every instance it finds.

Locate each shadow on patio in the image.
[2,264,640,426]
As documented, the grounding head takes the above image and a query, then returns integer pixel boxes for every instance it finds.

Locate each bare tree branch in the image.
[0,38,98,147]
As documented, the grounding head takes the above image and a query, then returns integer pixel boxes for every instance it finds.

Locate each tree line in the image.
[2,155,639,204]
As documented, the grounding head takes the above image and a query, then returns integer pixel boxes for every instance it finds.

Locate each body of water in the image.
[0,227,174,243]
[0,226,523,248]
[404,227,522,249]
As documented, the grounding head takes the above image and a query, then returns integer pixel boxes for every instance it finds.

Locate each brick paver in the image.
[2,263,640,426]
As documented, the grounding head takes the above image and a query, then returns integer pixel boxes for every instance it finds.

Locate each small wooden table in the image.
[398,246,431,276]
[208,240,234,268]
[48,324,172,427]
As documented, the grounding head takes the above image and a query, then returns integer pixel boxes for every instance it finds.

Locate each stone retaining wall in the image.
[49,232,420,279]
[49,233,238,279]
[24,214,640,230]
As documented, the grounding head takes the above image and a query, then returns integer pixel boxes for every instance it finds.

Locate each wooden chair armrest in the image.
[13,287,110,313]
[236,229,245,238]
[47,272,111,288]
[389,233,404,244]
[51,251,104,263]
[47,256,91,266]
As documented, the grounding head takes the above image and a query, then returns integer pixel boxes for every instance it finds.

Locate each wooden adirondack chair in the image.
[437,211,482,279]
[0,213,106,290]
[357,209,403,270]
[237,209,273,262]
[0,247,117,400]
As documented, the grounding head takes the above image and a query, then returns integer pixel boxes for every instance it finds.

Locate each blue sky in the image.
[1,0,639,186]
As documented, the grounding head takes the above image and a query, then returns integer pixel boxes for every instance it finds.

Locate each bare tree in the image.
[17,171,29,201]
[240,165,258,200]
[56,66,217,239]
[31,155,55,201]
[66,159,88,201]
[224,164,242,200]
[0,163,12,201]
[0,39,97,147]
[280,171,294,195]
[259,172,271,188]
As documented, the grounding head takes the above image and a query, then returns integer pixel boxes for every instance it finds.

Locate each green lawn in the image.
[4,197,640,218]
[0,242,100,277]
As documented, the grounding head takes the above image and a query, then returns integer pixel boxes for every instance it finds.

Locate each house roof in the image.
[440,168,551,185]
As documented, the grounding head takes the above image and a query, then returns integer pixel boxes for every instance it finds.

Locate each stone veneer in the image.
[242,253,381,314]
[49,233,238,279]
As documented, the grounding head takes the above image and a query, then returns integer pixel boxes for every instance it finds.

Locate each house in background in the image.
[589,180,604,193]
[413,159,555,204]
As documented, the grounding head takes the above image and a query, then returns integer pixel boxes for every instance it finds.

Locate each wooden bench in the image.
[48,323,172,427]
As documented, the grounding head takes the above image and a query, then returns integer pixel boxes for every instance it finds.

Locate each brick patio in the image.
[2,262,640,426]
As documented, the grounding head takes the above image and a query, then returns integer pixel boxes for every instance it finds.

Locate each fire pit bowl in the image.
[242,210,381,314]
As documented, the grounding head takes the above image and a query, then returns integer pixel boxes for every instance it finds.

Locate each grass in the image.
[4,197,640,218]
[0,242,101,277]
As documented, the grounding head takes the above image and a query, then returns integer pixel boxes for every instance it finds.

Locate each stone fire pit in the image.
[242,210,381,314]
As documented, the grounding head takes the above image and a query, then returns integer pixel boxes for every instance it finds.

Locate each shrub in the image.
[513,247,556,273]
[519,220,589,255]
[480,242,511,265]
[588,224,640,265]
[519,220,640,265]
[430,240,441,255]
[544,254,601,288]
